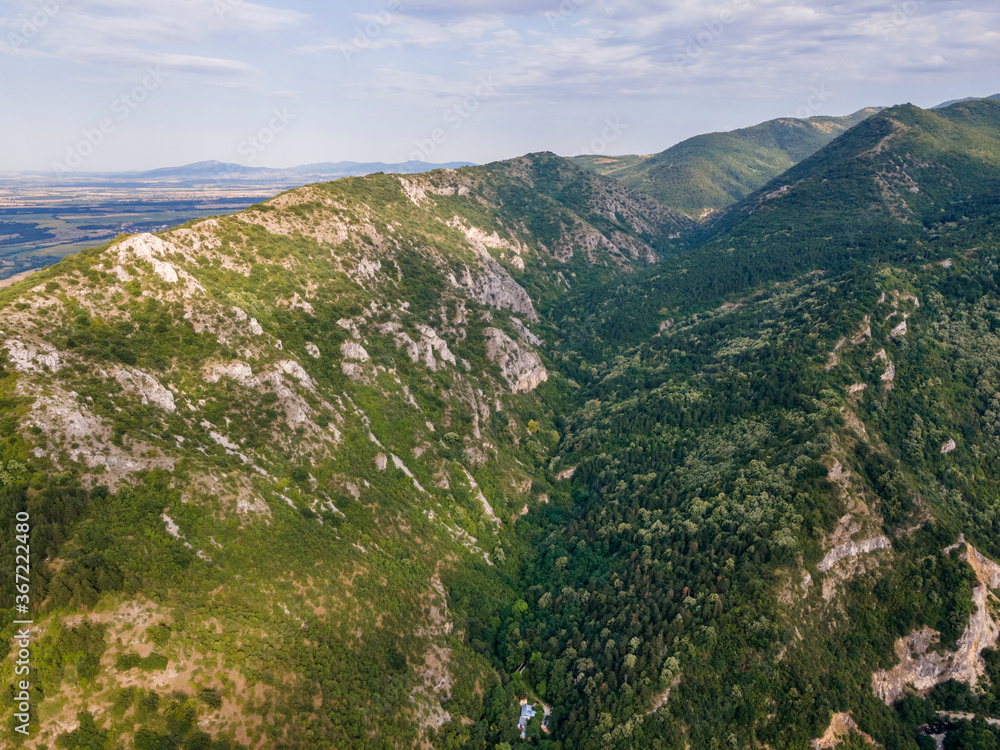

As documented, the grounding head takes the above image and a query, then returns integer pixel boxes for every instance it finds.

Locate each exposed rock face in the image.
[21,383,176,486]
[811,713,876,749]
[875,349,896,387]
[340,342,371,362]
[461,467,501,531]
[5,339,63,373]
[112,366,176,412]
[377,322,457,372]
[114,233,180,284]
[204,360,331,434]
[412,325,457,371]
[447,258,539,322]
[872,543,1000,704]
[827,459,851,489]
[483,328,548,393]
[204,361,255,385]
[941,439,957,455]
[391,453,427,493]
[817,536,891,572]
[556,466,577,481]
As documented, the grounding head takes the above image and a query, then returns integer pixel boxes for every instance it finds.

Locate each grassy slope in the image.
[570,108,880,216]
[0,158,689,749]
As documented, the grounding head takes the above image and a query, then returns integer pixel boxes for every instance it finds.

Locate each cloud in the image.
[394,0,559,19]
[299,12,505,57]
[338,0,1000,104]
[0,0,306,80]
[900,54,951,73]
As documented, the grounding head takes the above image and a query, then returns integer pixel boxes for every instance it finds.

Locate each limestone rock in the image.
[341,341,371,361]
[817,536,891,572]
[483,328,548,393]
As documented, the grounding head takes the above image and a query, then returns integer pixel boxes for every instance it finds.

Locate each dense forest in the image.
[2,99,1000,749]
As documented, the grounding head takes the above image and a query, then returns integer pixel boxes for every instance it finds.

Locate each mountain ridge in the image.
[569,107,882,216]
[3,101,1000,750]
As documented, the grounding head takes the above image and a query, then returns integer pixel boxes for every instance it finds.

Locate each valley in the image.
[2,98,1000,750]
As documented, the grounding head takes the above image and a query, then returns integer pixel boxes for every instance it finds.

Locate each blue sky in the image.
[1,0,998,172]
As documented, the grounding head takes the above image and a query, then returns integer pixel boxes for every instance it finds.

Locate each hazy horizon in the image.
[2,0,999,173]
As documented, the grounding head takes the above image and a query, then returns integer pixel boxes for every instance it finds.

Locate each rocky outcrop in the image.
[461,467,501,531]
[5,339,63,373]
[204,359,332,434]
[340,342,370,362]
[379,322,456,372]
[817,536,891,572]
[114,233,180,284]
[23,384,176,487]
[112,366,176,412]
[875,349,896,387]
[203,361,255,385]
[811,713,876,749]
[872,543,1000,704]
[447,257,538,322]
[483,328,548,393]
[413,325,457,371]
[556,466,577,481]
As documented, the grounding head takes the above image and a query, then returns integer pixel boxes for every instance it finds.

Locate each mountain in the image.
[933,93,1000,109]
[4,102,1000,750]
[570,108,880,217]
[564,98,1000,357]
[4,160,479,188]
[0,155,692,749]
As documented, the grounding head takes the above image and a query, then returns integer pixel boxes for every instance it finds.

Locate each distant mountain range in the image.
[0,159,478,188]
[932,92,1000,109]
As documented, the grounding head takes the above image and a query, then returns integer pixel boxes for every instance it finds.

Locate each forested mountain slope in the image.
[562,99,1000,358]
[569,108,879,217]
[3,102,1000,750]
[514,97,1000,749]
[0,156,690,749]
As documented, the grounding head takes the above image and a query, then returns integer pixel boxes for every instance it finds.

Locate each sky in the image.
[0,0,998,172]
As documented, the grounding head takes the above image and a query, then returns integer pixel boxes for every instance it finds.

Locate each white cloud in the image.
[0,0,306,81]
[339,0,1000,104]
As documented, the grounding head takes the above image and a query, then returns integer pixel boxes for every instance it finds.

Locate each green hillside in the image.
[570,108,880,217]
[4,101,1000,750]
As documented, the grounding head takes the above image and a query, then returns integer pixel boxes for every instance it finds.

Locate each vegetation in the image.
[2,99,1000,749]
[570,108,878,216]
